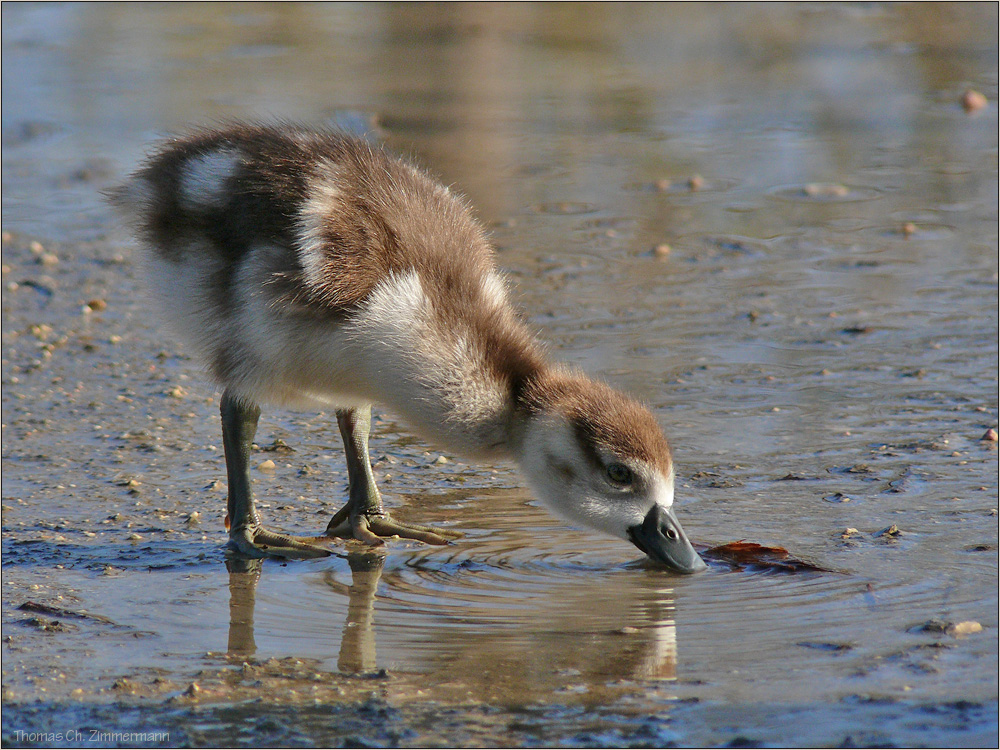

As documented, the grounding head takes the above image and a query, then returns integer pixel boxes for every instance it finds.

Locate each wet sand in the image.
[3,3,998,747]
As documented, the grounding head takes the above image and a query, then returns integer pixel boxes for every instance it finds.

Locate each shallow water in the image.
[2,3,998,747]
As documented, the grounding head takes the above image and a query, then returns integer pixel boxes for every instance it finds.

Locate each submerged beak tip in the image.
[628,505,707,574]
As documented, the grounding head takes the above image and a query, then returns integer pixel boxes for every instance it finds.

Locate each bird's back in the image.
[116,124,495,312]
[113,124,543,420]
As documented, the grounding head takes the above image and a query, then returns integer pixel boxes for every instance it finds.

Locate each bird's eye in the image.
[606,462,633,486]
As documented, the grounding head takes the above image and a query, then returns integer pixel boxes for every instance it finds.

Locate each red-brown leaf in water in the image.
[700,540,829,572]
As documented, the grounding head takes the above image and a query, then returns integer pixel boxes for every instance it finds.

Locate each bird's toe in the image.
[227,525,335,560]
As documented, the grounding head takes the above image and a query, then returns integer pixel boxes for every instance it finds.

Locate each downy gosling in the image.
[113,123,706,574]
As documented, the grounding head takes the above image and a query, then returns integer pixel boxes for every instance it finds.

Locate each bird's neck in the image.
[377,347,542,461]
[343,268,547,458]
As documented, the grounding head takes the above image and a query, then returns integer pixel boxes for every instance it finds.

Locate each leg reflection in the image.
[336,551,386,674]
[225,557,263,658]
[224,552,385,673]
[638,585,678,681]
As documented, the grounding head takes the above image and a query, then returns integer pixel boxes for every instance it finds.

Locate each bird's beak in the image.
[628,504,707,574]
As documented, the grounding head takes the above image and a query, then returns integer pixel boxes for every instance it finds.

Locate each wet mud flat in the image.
[3,2,1000,747]
[2,226,997,747]
[5,692,997,749]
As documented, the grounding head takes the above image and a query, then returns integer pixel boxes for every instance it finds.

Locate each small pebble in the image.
[804,183,849,198]
[653,243,672,258]
[980,428,997,442]
[653,178,671,192]
[86,299,107,312]
[29,324,53,340]
[961,88,988,114]
[841,528,860,538]
[29,240,45,256]
[947,621,982,637]
[257,459,276,472]
[874,524,902,538]
[166,386,186,399]
[687,174,704,191]
[433,455,449,465]
[186,512,201,525]
[901,222,916,238]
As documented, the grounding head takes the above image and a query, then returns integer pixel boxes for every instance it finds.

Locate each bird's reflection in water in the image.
[225,551,387,674]
[330,551,385,674]
[225,556,262,658]
[224,551,679,702]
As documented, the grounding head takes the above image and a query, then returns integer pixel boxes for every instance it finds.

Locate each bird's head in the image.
[513,369,706,574]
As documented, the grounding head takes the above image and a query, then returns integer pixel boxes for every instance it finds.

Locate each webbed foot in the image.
[326,407,463,547]
[324,505,461,546]
[227,519,335,560]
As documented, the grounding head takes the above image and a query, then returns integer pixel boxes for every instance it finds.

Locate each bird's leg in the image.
[221,389,331,559]
[325,406,460,546]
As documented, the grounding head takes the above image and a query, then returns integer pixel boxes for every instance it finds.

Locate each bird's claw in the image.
[227,525,335,560]
[325,506,461,546]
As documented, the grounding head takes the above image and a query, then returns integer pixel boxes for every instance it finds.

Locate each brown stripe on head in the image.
[518,368,673,474]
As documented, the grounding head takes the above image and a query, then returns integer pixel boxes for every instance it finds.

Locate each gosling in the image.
[112,123,706,573]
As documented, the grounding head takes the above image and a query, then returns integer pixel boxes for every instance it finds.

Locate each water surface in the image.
[2,3,997,747]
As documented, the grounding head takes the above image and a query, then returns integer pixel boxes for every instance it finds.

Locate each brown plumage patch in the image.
[286,141,497,314]
[113,123,333,311]
[117,123,511,319]
[119,123,317,258]
[115,122,551,397]
[518,368,673,473]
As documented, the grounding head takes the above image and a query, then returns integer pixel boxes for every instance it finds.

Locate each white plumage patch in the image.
[359,269,428,335]
[144,243,229,367]
[344,270,510,454]
[481,272,508,309]
[178,149,241,210]
[656,470,676,509]
[296,162,342,289]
